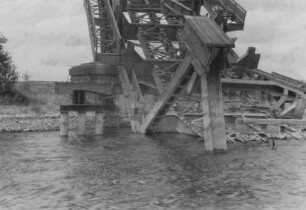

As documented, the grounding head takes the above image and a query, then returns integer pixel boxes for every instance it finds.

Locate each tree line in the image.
[0,33,19,100]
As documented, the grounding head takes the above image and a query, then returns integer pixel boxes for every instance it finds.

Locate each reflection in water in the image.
[0,129,305,210]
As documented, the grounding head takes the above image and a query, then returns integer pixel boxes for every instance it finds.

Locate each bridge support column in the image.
[60,111,69,137]
[198,53,228,154]
[208,63,227,153]
[201,73,213,153]
[78,112,86,136]
[95,112,104,135]
[207,53,228,153]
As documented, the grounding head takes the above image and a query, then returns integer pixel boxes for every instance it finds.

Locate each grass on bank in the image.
[0,81,69,116]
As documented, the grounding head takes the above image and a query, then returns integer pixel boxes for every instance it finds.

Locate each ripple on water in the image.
[0,130,305,210]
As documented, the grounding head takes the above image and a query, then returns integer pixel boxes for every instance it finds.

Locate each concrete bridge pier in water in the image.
[59,105,105,137]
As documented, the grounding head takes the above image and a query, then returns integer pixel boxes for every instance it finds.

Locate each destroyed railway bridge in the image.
[56,0,306,153]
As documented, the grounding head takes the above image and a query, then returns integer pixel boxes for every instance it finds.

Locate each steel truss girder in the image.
[126,4,161,12]
[84,0,121,61]
[202,0,246,31]
[136,26,186,60]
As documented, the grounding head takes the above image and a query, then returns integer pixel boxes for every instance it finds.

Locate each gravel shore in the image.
[0,113,130,133]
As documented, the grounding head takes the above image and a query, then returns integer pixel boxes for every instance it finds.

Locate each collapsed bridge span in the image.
[55,0,306,153]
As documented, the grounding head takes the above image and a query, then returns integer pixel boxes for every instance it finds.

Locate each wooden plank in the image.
[184,16,234,48]
[273,88,288,110]
[294,98,306,118]
[245,69,306,98]
[272,72,304,87]
[246,68,273,80]
[274,83,306,98]
[236,118,306,126]
[283,125,306,140]
[280,100,297,116]
[221,78,275,86]
[191,58,208,77]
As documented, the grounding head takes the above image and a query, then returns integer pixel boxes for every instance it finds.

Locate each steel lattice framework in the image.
[56,0,306,152]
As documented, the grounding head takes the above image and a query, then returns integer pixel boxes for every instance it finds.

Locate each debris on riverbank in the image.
[1,111,305,145]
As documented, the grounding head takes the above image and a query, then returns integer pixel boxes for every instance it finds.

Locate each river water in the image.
[0,129,305,210]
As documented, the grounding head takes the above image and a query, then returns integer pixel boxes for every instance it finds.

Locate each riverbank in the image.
[0,105,130,133]
[0,114,130,133]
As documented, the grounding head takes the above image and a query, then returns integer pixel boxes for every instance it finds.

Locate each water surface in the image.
[0,129,305,210]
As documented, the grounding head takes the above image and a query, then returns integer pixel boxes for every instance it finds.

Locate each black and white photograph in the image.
[0,0,305,209]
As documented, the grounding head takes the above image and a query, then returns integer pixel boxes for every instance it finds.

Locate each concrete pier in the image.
[200,73,213,153]
[193,52,228,154]
[60,105,110,137]
[95,112,104,135]
[78,112,86,136]
[208,52,228,153]
[60,112,69,137]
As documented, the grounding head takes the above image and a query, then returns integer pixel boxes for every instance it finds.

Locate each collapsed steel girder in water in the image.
[56,0,306,152]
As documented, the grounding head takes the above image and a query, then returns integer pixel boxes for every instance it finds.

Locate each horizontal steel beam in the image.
[123,23,182,41]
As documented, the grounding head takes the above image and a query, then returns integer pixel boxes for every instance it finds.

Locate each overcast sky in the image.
[0,0,305,81]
